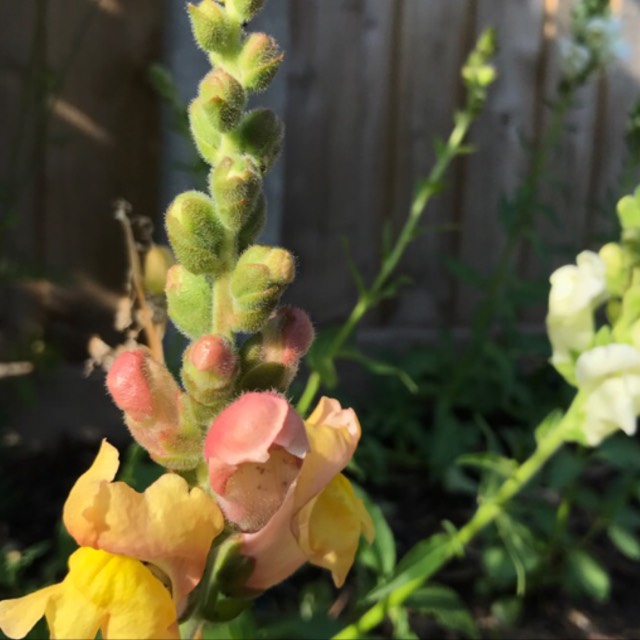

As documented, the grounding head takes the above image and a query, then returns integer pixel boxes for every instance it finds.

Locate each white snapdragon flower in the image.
[546,251,608,382]
[575,344,640,445]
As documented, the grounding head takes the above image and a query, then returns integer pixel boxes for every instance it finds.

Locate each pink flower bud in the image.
[107,349,198,469]
[262,307,314,366]
[182,335,238,406]
[204,392,309,531]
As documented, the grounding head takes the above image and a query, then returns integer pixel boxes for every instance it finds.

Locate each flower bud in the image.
[182,335,238,406]
[237,33,283,93]
[238,307,314,392]
[187,1,236,54]
[209,156,262,232]
[165,191,227,274]
[143,244,175,296]
[198,68,247,133]
[230,246,295,332]
[106,349,200,469]
[165,265,212,338]
[226,0,265,23]
[232,109,283,174]
[189,97,222,164]
[237,193,266,252]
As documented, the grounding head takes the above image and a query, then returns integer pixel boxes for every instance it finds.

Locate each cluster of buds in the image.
[106,0,310,472]
[547,186,640,446]
[559,0,627,89]
[0,2,374,638]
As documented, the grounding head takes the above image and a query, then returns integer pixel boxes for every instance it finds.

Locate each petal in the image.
[205,392,308,495]
[296,474,374,587]
[241,397,362,590]
[0,585,58,639]
[64,440,224,609]
[54,547,178,640]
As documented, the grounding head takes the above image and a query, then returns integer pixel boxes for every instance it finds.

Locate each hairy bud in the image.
[232,109,283,174]
[226,0,265,23]
[209,156,262,232]
[229,246,295,332]
[237,33,283,93]
[165,265,212,338]
[106,349,200,470]
[237,193,266,252]
[189,97,222,165]
[166,191,227,274]
[182,335,238,406]
[187,1,236,54]
[198,68,247,133]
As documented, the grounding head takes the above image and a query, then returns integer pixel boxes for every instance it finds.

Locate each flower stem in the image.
[296,111,475,416]
[332,408,573,639]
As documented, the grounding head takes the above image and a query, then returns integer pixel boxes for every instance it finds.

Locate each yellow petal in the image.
[63,440,224,608]
[295,398,361,509]
[0,585,58,639]
[296,474,374,587]
[0,548,179,640]
[56,547,178,639]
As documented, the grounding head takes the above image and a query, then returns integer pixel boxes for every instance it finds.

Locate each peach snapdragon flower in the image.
[0,440,224,639]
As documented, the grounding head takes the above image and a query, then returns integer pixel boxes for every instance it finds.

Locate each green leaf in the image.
[355,489,396,578]
[564,549,610,602]
[596,433,640,471]
[366,534,451,602]
[607,524,640,560]
[455,452,517,479]
[406,584,479,639]
[340,235,367,296]
[339,347,418,393]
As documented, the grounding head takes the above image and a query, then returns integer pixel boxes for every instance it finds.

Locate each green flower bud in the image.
[198,68,247,133]
[237,33,283,92]
[189,97,222,164]
[182,335,238,406]
[209,156,262,231]
[166,191,227,274]
[187,1,236,54]
[225,0,265,23]
[231,108,283,174]
[165,265,212,338]
[237,193,266,252]
[144,244,175,296]
[229,245,295,332]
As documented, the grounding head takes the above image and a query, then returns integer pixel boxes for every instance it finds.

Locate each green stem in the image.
[442,90,573,405]
[333,409,574,639]
[296,111,474,416]
[211,271,235,339]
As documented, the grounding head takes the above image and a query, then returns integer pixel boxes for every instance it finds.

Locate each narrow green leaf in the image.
[565,549,610,602]
[339,347,418,393]
[366,534,451,602]
[406,584,479,639]
[608,524,640,560]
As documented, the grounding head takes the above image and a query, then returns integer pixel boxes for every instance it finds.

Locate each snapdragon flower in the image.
[204,392,374,590]
[546,251,608,383]
[0,441,224,639]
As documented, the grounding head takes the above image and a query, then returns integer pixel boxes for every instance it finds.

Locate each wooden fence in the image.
[2,0,640,346]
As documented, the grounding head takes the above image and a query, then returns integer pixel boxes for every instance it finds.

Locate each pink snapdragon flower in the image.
[204,392,374,590]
